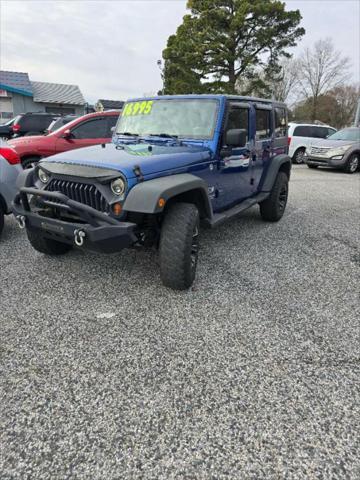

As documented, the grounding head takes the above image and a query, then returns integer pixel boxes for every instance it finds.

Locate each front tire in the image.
[344,154,359,174]
[27,229,72,255]
[159,203,199,290]
[259,171,289,222]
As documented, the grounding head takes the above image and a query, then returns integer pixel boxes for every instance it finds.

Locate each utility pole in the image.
[157,59,165,95]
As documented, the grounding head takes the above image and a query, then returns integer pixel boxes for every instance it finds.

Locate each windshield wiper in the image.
[149,133,178,139]
[117,132,139,136]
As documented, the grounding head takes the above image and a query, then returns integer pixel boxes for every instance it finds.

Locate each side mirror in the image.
[225,129,247,148]
[62,129,72,139]
[111,126,116,133]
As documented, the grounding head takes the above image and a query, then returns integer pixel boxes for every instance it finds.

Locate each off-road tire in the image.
[22,156,41,169]
[293,148,305,164]
[0,205,4,237]
[307,164,318,169]
[259,171,289,222]
[159,202,199,290]
[344,154,359,174]
[27,228,72,255]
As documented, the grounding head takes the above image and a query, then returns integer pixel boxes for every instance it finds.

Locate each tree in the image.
[291,84,360,129]
[297,38,351,121]
[162,0,305,94]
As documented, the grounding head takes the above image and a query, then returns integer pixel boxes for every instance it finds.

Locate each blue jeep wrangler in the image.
[13,95,290,290]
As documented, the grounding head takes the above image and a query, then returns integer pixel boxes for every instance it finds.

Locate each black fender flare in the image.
[16,167,36,190]
[261,154,292,192]
[123,173,213,219]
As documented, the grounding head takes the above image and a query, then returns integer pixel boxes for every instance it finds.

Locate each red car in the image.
[9,111,120,169]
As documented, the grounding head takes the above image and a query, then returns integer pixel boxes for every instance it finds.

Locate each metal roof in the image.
[98,99,125,109]
[0,70,33,96]
[31,81,85,105]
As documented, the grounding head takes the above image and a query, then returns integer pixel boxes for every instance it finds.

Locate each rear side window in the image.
[71,118,108,139]
[293,125,331,138]
[274,108,287,138]
[20,115,54,131]
[293,126,312,137]
[256,109,272,139]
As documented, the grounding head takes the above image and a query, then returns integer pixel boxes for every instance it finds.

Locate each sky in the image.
[0,0,359,104]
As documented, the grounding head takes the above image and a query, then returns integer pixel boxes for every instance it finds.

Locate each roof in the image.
[31,81,85,105]
[98,99,124,109]
[0,70,33,96]
[127,94,287,107]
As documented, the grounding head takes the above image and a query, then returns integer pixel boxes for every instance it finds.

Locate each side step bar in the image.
[208,192,269,227]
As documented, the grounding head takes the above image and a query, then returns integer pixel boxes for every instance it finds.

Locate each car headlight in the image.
[330,145,351,155]
[110,177,126,196]
[38,168,50,184]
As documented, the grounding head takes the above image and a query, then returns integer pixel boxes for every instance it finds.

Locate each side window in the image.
[293,126,311,137]
[274,108,287,138]
[314,127,329,139]
[71,118,108,139]
[256,109,272,139]
[225,106,249,143]
[327,128,336,137]
[107,116,118,136]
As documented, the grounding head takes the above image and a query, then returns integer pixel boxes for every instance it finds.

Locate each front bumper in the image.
[305,153,348,168]
[12,187,138,253]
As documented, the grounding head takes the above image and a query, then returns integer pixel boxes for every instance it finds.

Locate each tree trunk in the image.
[228,63,236,93]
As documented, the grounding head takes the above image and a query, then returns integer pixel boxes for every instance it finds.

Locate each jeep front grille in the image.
[46,179,109,213]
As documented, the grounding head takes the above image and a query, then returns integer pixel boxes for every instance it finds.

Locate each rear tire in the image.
[0,205,4,237]
[293,148,305,164]
[22,156,41,169]
[27,229,72,255]
[259,171,289,222]
[159,202,199,290]
[344,154,359,174]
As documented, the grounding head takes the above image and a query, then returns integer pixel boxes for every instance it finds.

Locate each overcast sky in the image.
[0,0,359,104]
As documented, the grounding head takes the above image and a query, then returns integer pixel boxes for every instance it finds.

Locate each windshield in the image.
[327,128,360,142]
[116,99,219,139]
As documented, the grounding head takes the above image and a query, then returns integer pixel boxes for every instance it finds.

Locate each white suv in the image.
[288,123,337,164]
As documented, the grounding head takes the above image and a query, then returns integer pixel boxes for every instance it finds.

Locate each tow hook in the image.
[74,229,86,247]
[16,215,26,229]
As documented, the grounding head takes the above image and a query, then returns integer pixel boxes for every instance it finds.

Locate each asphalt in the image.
[0,165,359,480]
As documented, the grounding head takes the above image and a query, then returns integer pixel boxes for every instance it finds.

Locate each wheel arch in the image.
[260,154,292,192]
[123,173,213,220]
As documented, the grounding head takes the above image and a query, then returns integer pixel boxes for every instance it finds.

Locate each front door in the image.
[55,117,111,153]
[216,102,253,210]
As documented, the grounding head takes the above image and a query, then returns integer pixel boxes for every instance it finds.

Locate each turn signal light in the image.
[158,198,166,208]
[112,203,122,216]
[0,147,21,165]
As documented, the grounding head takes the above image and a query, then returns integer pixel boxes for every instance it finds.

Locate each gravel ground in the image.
[0,165,359,480]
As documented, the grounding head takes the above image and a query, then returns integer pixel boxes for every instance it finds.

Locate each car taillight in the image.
[0,147,21,165]
[288,136,292,146]
[12,124,20,132]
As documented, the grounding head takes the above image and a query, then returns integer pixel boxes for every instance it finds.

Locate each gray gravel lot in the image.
[0,165,359,479]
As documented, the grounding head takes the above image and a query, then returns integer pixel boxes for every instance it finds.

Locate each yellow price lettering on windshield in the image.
[122,100,154,117]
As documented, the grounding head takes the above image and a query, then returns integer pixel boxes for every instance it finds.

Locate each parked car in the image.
[305,127,360,173]
[288,122,337,164]
[0,140,22,237]
[13,94,291,289]
[10,112,58,138]
[45,115,80,134]
[9,111,120,169]
[0,117,16,139]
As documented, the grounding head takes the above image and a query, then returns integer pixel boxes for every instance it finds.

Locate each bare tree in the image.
[298,38,351,121]
[270,58,299,104]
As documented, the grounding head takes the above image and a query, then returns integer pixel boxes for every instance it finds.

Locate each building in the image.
[95,99,124,112]
[0,70,86,123]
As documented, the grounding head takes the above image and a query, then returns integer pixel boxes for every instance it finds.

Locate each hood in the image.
[309,138,357,148]
[40,142,212,179]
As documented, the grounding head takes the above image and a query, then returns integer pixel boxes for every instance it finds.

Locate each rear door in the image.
[253,104,273,191]
[55,117,110,153]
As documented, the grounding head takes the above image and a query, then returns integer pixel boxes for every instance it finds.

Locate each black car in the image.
[0,118,16,139]
[11,112,58,137]
[45,115,79,134]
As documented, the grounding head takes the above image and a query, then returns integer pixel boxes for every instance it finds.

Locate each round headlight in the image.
[38,168,49,184]
[111,178,125,196]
